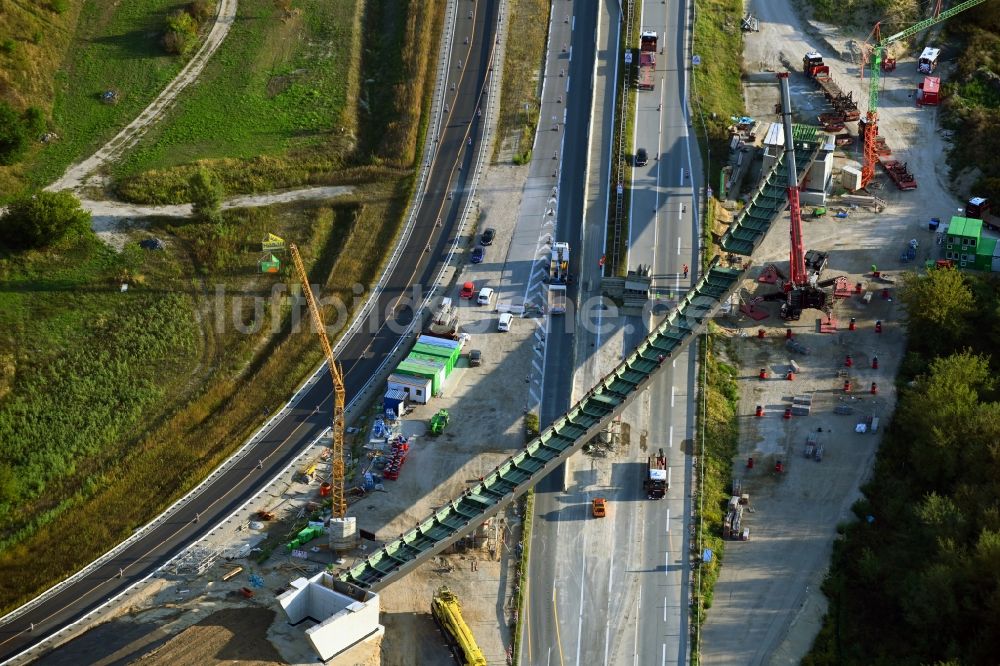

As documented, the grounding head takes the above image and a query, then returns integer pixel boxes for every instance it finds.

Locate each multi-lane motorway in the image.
[0,2,500,662]
[521,0,701,663]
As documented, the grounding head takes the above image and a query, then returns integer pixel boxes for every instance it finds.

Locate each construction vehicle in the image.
[549,241,571,283]
[431,586,488,666]
[644,448,668,499]
[917,46,940,74]
[429,409,450,435]
[637,31,657,91]
[591,497,607,518]
[801,53,860,122]
[547,284,567,315]
[965,197,1000,233]
[881,160,917,191]
[425,297,461,340]
[760,74,833,321]
[859,0,987,189]
[290,244,347,518]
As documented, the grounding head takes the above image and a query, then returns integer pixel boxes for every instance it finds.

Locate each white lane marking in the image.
[677,236,681,256]
[677,205,682,221]
[668,467,672,489]
[672,359,676,368]
[662,642,667,666]
[670,385,675,407]
[572,15,575,30]
[633,587,642,665]
[679,168,684,185]
[663,597,667,622]
[575,528,586,666]
[604,556,613,666]
[666,509,671,533]
[664,548,669,576]
[668,425,673,447]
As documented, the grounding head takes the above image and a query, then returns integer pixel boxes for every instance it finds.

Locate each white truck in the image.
[547,284,566,315]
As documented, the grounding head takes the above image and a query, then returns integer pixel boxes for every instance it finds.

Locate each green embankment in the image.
[0,0,443,614]
[114,0,358,179]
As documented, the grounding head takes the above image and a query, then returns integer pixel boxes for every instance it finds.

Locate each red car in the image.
[460,281,475,299]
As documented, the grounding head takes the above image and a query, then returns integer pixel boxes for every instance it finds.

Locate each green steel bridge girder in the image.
[338,259,747,591]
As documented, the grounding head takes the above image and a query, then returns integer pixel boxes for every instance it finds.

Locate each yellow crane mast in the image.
[289,244,347,519]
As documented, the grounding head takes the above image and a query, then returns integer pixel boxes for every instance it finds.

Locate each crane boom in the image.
[777,72,807,287]
[861,0,987,187]
[289,244,348,519]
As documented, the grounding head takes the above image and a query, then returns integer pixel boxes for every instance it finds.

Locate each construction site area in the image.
[701,0,996,663]
[16,1,998,665]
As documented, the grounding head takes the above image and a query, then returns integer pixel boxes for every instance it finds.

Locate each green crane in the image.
[860,0,987,188]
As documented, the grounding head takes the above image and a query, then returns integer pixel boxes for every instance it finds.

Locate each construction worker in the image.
[682,264,689,279]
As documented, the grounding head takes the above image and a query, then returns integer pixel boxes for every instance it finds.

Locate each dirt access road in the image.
[700,0,966,664]
[46,0,239,195]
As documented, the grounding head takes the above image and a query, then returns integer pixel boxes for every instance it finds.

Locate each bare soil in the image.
[700,1,964,663]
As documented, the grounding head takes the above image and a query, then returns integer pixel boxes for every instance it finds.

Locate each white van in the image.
[497,313,513,332]
[477,287,494,306]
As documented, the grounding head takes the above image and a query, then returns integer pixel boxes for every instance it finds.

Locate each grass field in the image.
[691,328,740,665]
[493,0,550,163]
[0,0,200,199]
[114,0,361,179]
[114,0,441,204]
[691,0,744,188]
[603,1,639,277]
[0,0,444,615]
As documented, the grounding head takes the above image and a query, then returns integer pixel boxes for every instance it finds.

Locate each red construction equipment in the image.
[860,0,987,189]
[916,76,940,106]
[880,160,917,190]
[637,31,657,91]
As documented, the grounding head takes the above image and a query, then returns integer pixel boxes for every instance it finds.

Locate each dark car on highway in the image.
[480,227,496,246]
[635,148,648,167]
[471,247,485,263]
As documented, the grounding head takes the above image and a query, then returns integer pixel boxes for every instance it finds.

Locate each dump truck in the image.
[637,31,657,91]
[644,448,668,499]
[547,284,567,315]
[966,197,1000,233]
[431,587,487,666]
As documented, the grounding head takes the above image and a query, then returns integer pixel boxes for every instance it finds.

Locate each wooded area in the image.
[805,269,1000,665]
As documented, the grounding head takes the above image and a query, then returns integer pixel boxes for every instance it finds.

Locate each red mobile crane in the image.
[771,73,828,320]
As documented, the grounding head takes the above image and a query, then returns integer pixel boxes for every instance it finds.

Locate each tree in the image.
[0,101,29,166]
[188,167,224,222]
[0,191,92,249]
[899,269,974,349]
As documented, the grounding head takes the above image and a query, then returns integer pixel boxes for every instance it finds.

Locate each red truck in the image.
[966,197,1000,232]
[637,31,657,91]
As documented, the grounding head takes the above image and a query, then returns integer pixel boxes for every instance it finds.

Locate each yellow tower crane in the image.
[289,244,347,519]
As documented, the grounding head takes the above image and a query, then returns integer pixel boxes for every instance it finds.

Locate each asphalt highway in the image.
[0,2,500,662]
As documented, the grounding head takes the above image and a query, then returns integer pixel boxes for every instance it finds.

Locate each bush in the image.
[0,39,16,55]
[524,412,539,439]
[0,191,92,249]
[188,167,224,221]
[162,10,199,55]
[187,0,217,23]
[0,102,29,166]
[49,0,70,14]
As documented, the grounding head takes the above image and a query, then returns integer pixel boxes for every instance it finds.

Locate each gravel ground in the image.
[699,0,964,663]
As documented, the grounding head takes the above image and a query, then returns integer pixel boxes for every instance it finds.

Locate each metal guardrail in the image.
[719,125,821,256]
[339,258,747,590]
[0,0,468,658]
